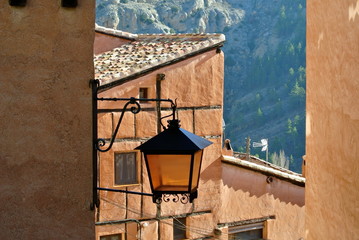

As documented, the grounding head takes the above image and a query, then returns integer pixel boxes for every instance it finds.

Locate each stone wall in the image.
[0,1,95,239]
[306,0,359,239]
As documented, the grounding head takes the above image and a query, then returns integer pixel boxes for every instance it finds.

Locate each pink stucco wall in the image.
[96,49,224,239]
[306,0,359,239]
[0,1,95,239]
[219,162,305,240]
[94,32,132,55]
[95,32,306,239]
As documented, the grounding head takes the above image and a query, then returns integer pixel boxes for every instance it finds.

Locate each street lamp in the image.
[136,118,212,203]
[91,80,212,207]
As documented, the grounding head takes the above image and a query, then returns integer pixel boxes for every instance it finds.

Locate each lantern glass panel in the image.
[146,154,191,192]
[191,150,203,191]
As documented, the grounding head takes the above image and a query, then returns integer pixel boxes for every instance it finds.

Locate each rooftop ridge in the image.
[95,24,138,40]
[222,155,305,186]
[94,31,226,88]
[138,33,225,39]
[232,151,301,176]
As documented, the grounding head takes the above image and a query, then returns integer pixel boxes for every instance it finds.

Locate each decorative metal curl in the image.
[159,99,177,130]
[95,99,141,152]
[179,194,190,204]
[159,194,190,204]
[94,94,176,152]
[96,138,106,148]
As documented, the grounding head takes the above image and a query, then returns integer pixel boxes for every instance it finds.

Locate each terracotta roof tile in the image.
[94,27,225,87]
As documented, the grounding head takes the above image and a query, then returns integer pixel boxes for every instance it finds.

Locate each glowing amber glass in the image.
[191,150,203,191]
[146,154,192,192]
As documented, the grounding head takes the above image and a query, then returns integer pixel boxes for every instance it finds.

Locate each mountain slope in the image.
[96,0,306,173]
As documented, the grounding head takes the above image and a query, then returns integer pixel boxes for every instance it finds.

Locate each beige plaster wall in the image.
[220,164,305,240]
[0,2,95,239]
[306,1,359,239]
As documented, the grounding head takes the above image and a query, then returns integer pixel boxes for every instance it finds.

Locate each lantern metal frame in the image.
[91,79,212,209]
[135,118,212,203]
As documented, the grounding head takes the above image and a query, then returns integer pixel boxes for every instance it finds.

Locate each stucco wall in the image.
[96,49,224,239]
[306,0,359,239]
[219,163,305,240]
[0,2,95,239]
[94,32,132,55]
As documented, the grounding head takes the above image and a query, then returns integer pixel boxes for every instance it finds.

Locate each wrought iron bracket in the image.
[98,187,196,205]
[153,191,198,204]
[90,79,179,209]
[92,79,177,153]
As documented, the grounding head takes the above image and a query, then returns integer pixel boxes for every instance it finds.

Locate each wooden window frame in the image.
[173,217,187,240]
[113,151,140,187]
[228,222,265,240]
[139,87,149,103]
[99,233,124,240]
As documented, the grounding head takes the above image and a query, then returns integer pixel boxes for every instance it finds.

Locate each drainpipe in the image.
[156,73,165,134]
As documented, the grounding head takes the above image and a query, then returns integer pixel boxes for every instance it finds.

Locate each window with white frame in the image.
[228,222,264,240]
[114,152,138,185]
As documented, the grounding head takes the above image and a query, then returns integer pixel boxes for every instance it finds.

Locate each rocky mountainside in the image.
[97,0,244,33]
[96,0,306,173]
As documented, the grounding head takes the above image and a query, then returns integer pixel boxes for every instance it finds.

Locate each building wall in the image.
[94,32,132,54]
[96,49,224,239]
[306,0,359,239]
[0,2,95,239]
[219,163,305,240]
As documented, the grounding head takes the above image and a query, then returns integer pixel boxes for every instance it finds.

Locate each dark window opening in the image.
[228,222,264,240]
[173,217,186,240]
[9,0,26,6]
[62,0,78,8]
[114,152,138,185]
[139,88,148,102]
[100,233,123,240]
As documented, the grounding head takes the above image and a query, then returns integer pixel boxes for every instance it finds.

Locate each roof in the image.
[95,24,138,40]
[94,26,225,90]
[222,155,305,187]
[233,152,297,175]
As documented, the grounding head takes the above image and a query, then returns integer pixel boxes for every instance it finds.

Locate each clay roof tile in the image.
[94,26,225,86]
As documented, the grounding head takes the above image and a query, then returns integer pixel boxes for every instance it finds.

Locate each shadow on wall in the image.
[202,160,305,207]
[200,157,225,182]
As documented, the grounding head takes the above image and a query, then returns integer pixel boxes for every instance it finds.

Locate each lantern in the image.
[136,120,212,203]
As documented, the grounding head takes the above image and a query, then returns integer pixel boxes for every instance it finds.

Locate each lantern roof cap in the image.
[135,127,212,152]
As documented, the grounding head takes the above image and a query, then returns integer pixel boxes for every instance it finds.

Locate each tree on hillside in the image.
[270,150,289,169]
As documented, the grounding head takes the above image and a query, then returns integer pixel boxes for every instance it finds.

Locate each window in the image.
[100,233,124,240]
[139,88,148,102]
[228,223,264,240]
[114,152,138,185]
[173,217,186,240]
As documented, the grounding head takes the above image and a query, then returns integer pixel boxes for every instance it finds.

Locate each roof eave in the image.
[221,155,306,187]
[97,40,225,92]
[95,25,138,41]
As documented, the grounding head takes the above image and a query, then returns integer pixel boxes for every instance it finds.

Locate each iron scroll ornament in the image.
[91,79,208,208]
[97,187,194,205]
[95,98,140,152]
[95,97,177,152]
